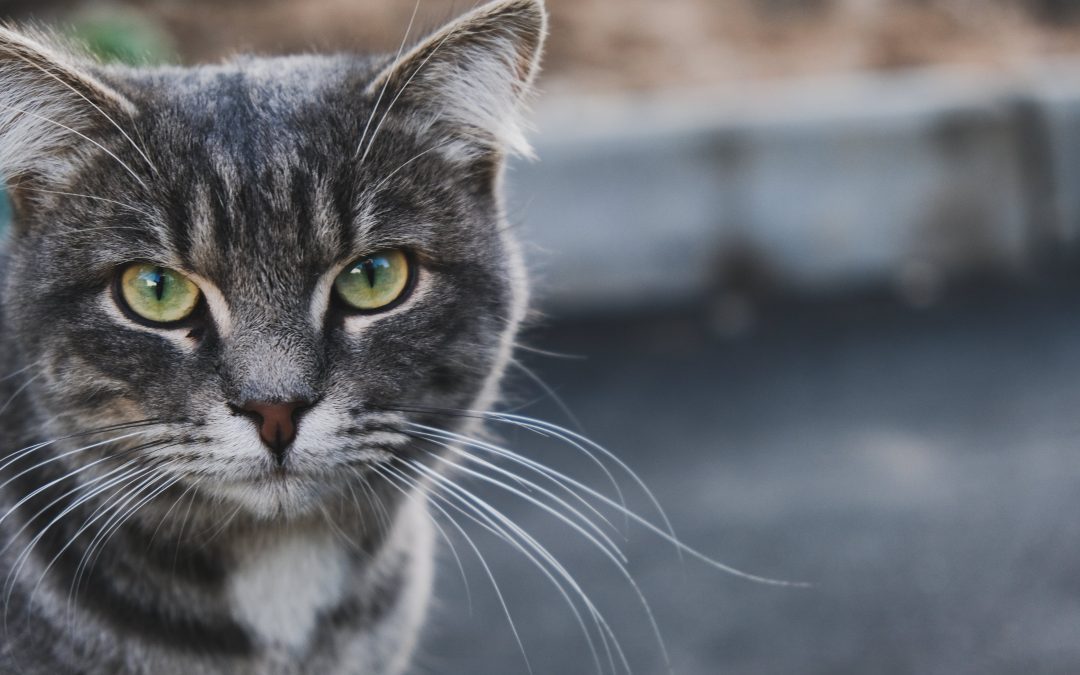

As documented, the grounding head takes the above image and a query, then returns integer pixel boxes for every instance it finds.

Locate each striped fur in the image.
[0,1,545,672]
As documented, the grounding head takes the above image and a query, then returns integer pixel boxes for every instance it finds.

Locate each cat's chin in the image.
[205,471,337,520]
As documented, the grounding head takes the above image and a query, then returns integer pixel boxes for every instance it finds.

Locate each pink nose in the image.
[235,400,311,463]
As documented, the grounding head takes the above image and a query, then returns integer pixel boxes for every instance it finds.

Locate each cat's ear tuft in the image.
[364,0,547,161]
[0,25,136,188]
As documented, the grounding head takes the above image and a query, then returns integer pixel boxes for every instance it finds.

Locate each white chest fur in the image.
[227,527,349,651]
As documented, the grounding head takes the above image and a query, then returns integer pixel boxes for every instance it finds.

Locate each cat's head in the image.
[0,0,545,518]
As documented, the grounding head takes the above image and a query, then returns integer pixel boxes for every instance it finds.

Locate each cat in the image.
[0,0,545,672]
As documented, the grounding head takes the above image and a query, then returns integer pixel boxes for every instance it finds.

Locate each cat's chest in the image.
[226,528,351,652]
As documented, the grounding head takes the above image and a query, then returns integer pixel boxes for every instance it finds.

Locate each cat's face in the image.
[0,1,544,517]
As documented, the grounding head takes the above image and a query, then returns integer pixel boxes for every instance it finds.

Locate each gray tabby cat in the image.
[0,0,544,672]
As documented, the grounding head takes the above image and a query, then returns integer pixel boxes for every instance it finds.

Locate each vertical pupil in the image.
[362,260,377,288]
[152,267,166,301]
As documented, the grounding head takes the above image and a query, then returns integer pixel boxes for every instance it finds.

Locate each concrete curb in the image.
[509,63,1080,312]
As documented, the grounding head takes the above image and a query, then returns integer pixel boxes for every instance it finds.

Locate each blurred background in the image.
[6,0,1080,673]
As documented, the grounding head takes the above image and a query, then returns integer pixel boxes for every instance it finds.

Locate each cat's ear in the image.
[0,26,137,189]
[363,0,547,162]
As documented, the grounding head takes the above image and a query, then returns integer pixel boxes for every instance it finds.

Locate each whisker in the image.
[384,404,628,519]
[388,461,622,675]
[0,429,156,518]
[146,477,202,553]
[366,141,453,197]
[11,52,159,175]
[318,503,364,553]
[16,186,156,220]
[489,412,677,553]
[0,361,42,383]
[0,372,41,417]
[409,424,622,541]
[171,480,201,578]
[354,468,392,535]
[347,464,474,614]
[69,468,174,605]
[59,468,181,629]
[424,415,808,587]
[80,471,181,580]
[0,102,150,190]
[0,452,153,556]
[0,419,162,472]
[512,342,587,361]
[413,446,671,672]
[373,463,536,675]
[199,501,243,547]
[509,357,586,433]
[358,14,472,166]
[20,461,154,607]
[411,432,627,564]
[355,0,421,159]
[0,429,156,498]
[2,462,155,630]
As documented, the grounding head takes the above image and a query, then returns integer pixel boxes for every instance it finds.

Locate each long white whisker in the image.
[0,372,41,417]
[414,434,628,565]
[355,469,392,535]
[509,357,587,433]
[2,464,152,630]
[373,463,535,675]
[402,408,629,521]
[395,461,622,675]
[0,102,150,190]
[88,472,182,573]
[0,431,154,520]
[318,503,363,553]
[358,17,470,166]
[367,141,454,197]
[0,430,153,497]
[12,53,159,175]
[61,471,181,630]
[199,501,243,546]
[355,0,421,158]
[17,186,156,220]
[422,446,671,672]
[0,361,42,383]
[512,342,587,361]
[491,412,669,552]
[71,470,173,603]
[171,481,201,578]
[0,457,144,557]
[23,463,155,606]
[146,478,202,552]
[429,415,808,587]
[383,462,615,674]
[410,424,622,540]
[350,463,475,613]
[0,420,161,472]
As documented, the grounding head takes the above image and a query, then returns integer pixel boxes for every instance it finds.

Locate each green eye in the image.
[334,249,411,312]
[119,263,201,324]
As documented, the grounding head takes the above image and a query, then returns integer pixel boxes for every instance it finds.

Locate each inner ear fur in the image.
[363,0,548,162]
[0,26,137,195]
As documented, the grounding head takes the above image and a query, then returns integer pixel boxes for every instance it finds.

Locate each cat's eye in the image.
[333,249,412,312]
[118,264,202,325]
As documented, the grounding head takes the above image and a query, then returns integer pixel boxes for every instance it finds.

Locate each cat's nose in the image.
[232,399,313,464]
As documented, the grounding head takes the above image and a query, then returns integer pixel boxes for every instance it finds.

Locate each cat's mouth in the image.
[202,467,346,517]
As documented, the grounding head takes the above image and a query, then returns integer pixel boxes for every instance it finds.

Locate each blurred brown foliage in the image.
[9,0,1080,90]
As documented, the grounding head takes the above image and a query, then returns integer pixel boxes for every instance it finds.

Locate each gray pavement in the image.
[416,285,1080,674]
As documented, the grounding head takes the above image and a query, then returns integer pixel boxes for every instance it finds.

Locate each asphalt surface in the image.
[415,285,1080,675]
